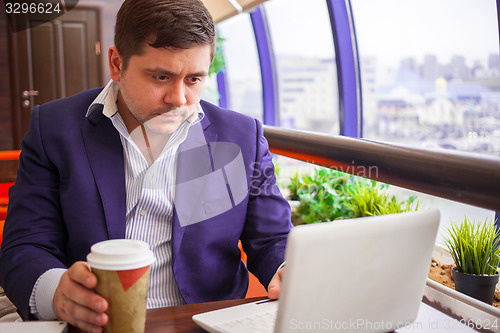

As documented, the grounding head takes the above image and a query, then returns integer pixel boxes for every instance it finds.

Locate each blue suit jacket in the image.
[0,88,292,319]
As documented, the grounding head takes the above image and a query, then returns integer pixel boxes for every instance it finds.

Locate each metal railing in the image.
[263,126,500,212]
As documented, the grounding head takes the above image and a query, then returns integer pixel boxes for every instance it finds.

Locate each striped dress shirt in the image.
[99,80,204,308]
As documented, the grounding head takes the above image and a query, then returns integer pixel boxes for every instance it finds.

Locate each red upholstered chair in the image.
[0,182,13,221]
[0,150,20,242]
[0,182,11,245]
[238,241,267,298]
[0,220,4,246]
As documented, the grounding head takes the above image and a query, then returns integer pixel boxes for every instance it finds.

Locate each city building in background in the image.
[361,52,500,156]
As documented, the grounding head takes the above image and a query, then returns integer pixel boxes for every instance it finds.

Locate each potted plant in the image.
[442,217,500,305]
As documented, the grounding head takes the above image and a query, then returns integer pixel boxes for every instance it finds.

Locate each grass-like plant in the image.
[345,181,419,217]
[375,193,419,215]
[344,180,388,217]
[443,217,500,276]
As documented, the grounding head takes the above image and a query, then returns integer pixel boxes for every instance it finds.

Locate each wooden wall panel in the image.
[0,9,14,150]
[63,22,87,96]
[0,161,18,183]
[31,24,59,103]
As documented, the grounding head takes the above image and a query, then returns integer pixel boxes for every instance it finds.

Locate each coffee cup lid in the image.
[87,239,155,270]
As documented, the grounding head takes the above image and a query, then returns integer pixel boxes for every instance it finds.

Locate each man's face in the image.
[110,44,211,134]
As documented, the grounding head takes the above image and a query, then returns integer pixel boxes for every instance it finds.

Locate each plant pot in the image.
[452,267,499,305]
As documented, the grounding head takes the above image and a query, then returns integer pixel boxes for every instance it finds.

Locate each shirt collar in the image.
[86,80,205,125]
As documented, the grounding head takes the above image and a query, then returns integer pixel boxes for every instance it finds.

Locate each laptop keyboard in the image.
[213,309,277,333]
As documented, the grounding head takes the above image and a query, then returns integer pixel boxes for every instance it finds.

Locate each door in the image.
[10,6,103,143]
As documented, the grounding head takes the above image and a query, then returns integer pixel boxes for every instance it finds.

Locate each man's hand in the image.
[267,267,284,300]
[53,261,108,333]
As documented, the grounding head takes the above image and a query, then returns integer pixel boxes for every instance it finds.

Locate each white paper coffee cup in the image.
[87,239,155,333]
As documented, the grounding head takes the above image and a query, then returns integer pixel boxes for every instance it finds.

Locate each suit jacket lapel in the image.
[172,111,217,261]
[81,104,127,239]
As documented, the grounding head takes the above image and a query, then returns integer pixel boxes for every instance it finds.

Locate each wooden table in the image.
[68,296,482,332]
[145,297,265,332]
[69,297,265,333]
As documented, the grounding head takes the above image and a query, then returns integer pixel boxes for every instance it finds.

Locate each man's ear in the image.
[109,46,123,82]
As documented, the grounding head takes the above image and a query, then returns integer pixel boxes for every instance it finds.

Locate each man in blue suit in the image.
[0,0,293,331]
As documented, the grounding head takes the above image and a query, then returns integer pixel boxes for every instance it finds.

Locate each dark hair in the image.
[114,0,216,70]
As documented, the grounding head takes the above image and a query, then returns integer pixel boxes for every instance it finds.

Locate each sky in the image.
[217,0,499,75]
[350,0,499,69]
[262,0,499,69]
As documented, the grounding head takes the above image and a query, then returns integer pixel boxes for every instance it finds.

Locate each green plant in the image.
[208,35,226,77]
[288,168,357,224]
[443,217,500,276]
[287,172,297,199]
[285,167,419,225]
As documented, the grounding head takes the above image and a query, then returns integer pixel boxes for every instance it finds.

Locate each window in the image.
[217,13,263,121]
[264,0,339,134]
[202,73,220,106]
[351,0,499,240]
[351,0,500,156]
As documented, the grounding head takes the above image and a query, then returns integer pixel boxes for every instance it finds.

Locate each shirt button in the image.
[139,210,147,216]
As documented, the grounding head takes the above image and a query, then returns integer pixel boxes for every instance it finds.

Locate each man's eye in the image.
[154,75,168,81]
[189,77,201,83]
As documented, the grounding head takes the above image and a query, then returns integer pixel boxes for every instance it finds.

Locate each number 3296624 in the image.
[5,2,61,14]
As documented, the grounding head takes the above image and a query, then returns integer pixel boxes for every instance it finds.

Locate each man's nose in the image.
[164,81,187,107]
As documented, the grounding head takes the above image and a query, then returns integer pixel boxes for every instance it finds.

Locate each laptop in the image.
[193,209,440,333]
